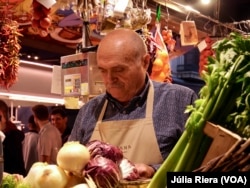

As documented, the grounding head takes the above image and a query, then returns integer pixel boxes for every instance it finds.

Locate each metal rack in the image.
[154,0,248,35]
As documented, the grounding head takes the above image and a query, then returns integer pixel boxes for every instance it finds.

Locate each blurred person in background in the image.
[50,107,71,145]
[32,104,62,164]
[0,100,26,176]
[22,115,40,173]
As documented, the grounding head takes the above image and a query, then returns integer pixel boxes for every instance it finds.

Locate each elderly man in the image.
[69,28,197,178]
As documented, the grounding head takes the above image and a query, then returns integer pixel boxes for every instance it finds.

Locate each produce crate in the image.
[119,179,150,188]
[201,122,242,166]
[194,122,250,172]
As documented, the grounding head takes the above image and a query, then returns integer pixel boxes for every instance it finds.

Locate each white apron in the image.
[90,81,163,164]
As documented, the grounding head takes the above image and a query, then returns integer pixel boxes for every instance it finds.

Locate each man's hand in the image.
[134,163,155,178]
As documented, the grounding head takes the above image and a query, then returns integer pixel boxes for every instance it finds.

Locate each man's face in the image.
[97,54,148,103]
[50,114,67,133]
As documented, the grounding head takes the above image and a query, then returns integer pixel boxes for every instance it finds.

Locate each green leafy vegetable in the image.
[0,173,30,188]
[148,33,250,188]
[0,174,17,188]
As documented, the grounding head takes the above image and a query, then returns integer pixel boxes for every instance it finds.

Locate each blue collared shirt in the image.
[69,76,198,168]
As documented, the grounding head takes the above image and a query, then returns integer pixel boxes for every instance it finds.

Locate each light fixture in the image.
[34,56,39,60]
[20,60,54,69]
[0,92,64,105]
[201,0,211,5]
[154,0,200,14]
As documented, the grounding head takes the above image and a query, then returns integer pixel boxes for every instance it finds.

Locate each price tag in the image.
[36,0,56,9]
[197,39,207,52]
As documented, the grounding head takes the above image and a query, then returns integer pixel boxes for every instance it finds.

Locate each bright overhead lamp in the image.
[0,92,64,105]
[154,0,200,14]
[201,0,211,5]
[20,60,54,69]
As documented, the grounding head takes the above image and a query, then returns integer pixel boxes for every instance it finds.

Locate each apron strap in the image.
[145,80,154,118]
[97,100,108,122]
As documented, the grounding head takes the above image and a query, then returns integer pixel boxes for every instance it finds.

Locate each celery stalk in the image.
[147,33,250,188]
[146,131,189,188]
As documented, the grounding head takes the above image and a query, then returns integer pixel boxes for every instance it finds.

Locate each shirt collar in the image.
[106,75,150,113]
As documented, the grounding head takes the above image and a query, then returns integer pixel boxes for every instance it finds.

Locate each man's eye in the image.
[113,68,124,72]
[99,69,106,73]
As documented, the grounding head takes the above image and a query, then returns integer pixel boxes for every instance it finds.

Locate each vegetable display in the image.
[84,155,121,188]
[0,140,143,188]
[148,33,250,188]
[161,29,176,52]
[31,0,52,37]
[199,36,214,74]
[57,141,90,177]
[84,140,140,188]
[0,172,29,188]
[149,25,172,83]
[118,158,140,181]
[23,162,68,188]
[85,140,123,163]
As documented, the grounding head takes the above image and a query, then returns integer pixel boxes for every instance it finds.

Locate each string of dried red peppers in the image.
[0,19,22,89]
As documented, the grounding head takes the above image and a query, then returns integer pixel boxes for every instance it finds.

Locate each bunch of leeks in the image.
[147,33,250,188]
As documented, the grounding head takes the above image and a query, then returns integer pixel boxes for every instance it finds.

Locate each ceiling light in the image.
[201,0,211,5]
[154,0,200,14]
[0,92,64,105]
[20,60,54,69]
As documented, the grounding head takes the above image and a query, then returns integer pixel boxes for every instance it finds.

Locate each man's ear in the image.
[142,54,151,70]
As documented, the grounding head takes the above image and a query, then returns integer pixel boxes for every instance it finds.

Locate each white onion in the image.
[57,141,90,176]
[23,162,68,188]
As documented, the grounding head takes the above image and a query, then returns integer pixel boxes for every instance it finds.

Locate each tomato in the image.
[40,17,51,29]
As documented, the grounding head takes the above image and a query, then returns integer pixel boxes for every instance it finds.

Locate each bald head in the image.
[97,29,147,61]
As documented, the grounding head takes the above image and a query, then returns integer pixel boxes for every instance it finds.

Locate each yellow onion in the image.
[57,141,90,176]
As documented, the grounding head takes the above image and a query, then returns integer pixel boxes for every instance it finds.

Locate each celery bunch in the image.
[147,33,250,188]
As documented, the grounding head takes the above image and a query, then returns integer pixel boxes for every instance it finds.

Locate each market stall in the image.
[0,0,249,188]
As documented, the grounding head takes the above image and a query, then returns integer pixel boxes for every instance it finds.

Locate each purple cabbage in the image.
[84,155,121,188]
[118,158,140,181]
[86,140,123,162]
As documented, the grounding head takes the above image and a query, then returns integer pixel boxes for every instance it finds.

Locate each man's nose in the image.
[106,71,117,82]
